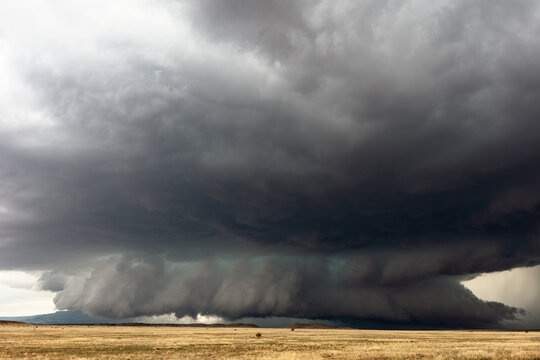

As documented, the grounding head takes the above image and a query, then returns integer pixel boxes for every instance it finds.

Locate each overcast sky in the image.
[1,0,539,328]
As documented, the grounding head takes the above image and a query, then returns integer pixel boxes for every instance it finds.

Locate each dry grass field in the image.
[0,323,538,359]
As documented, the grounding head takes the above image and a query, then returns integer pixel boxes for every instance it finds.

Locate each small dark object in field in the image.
[256,332,262,337]
[291,328,295,331]
[234,329,237,331]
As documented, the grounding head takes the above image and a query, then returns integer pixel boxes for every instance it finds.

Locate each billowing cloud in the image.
[46,255,523,328]
[0,0,539,328]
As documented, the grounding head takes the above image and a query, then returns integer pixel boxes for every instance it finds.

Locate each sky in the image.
[0,0,539,329]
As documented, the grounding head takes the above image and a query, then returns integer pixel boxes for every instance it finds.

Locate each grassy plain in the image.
[0,323,538,359]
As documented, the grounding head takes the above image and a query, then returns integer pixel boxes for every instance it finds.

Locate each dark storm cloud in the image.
[48,255,523,328]
[1,0,539,327]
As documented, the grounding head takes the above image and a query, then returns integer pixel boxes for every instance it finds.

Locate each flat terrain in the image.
[0,325,538,359]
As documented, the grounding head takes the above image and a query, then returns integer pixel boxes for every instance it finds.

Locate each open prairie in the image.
[0,324,538,359]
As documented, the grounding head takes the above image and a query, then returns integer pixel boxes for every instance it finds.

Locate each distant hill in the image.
[0,320,27,326]
[0,311,258,327]
[0,310,115,325]
[117,322,258,328]
[225,323,259,328]
[287,322,337,329]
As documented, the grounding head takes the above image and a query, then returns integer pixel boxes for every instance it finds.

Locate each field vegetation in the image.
[0,323,538,359]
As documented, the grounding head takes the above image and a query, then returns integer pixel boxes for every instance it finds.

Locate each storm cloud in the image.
[1,0,539,328]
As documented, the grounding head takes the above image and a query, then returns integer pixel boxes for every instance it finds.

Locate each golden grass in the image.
[0,325,538,359]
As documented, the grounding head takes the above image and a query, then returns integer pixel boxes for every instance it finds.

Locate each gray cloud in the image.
[1,0,539,327]
[48,255,523,328]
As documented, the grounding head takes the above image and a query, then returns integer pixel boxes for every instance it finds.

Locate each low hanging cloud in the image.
[1,0,540,327]
[41,255,523,328]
